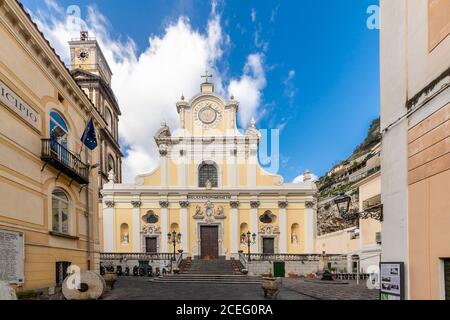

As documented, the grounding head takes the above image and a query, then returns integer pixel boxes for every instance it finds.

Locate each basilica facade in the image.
[102,81,316,259]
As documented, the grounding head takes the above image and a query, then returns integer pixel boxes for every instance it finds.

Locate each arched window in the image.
[105,108,113,133]
[52,188,69,234]
[50,111,69,148]
[108,155,115,174]
[198,162,218,188]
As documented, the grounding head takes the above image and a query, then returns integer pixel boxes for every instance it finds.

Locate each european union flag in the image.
[81,118,98,151]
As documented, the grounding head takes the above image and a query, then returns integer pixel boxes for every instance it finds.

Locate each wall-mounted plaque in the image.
[0,229,25,284]
[380,262,404,300]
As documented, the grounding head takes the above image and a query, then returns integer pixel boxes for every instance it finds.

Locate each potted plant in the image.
[261,277,282,299]
[102,271,118,290]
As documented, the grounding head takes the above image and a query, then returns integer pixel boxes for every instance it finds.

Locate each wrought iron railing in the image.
[100,252,175,261]
[41,139,89,184]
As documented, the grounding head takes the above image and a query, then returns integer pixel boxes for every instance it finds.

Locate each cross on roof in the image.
[201,70,213,83]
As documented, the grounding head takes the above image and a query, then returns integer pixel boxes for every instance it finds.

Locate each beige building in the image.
[315,167,382,273]
[0,0,116,292]
[102,81,317,260]
[380,0,450,299]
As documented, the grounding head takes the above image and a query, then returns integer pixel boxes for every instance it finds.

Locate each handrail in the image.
[239,252,248,268]
[176,252,184,268]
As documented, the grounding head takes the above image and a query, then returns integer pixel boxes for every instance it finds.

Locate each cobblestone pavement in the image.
[102,277,315,300]
[282,279,379,300]
[101,277,378,300]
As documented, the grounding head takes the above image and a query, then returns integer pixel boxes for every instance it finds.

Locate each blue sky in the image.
[22,0,380,182]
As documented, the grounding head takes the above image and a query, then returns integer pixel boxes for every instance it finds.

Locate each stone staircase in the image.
[151,258,260,284]
[187,258,237,275]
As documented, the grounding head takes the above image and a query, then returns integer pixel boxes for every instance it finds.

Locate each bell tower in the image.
[69,31,112,86]
[68,31,123,190]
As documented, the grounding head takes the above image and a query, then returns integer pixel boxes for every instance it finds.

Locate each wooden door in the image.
[145,237,157,253]
[200,226,219,259]
[262,238,275,254]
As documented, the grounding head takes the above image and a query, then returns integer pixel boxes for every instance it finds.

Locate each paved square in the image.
[102,277,378,300]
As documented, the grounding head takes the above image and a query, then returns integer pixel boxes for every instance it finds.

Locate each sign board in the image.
[380,262,404,300]
[0,229,25,284]
[0,79,40,130]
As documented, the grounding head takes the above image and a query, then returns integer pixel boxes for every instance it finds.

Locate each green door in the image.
[139,260,149,274]
[273,262,285,278]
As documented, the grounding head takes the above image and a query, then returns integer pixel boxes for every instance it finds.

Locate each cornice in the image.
[1,0,106,128]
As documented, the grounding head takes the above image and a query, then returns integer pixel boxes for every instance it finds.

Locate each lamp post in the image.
[241,231,256,262]
[168,231,181,262]
[334,193,383,221]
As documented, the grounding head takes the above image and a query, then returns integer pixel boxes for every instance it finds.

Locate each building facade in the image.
[0,0,112,292]
[69,32,123,188]
[315,163,382,274]
[102,81,316,259]
[380,0,450,299]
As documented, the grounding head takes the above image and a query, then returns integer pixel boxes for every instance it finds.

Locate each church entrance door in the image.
[262,238,275,254]
[200,226,219,259]
[145,237,157,253]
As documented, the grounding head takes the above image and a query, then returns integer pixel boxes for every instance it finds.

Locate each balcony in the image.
[41,139,89,185]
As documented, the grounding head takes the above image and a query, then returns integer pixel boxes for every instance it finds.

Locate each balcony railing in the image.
[100,253,176,261]
[243,253,347,262]
[41,139,89,185]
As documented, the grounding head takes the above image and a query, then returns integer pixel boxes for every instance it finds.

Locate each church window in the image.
[105,108,113,133]
[260,211,274,224]
[145,211,159,224]
[198,163,218,188]
[108,155,115,173]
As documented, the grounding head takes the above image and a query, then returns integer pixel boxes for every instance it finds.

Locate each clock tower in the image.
[69,31,112,86]
[68,31,123,194]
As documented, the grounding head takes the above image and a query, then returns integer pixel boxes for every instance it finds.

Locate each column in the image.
[180,200,189,255]
[278,200,288,253]
[247,143,257,188]
[160,150,168,187]
[103,200,115,252]
[305,201,315,253]
[230,200,239,258]
[250,200,260,253]
[131,199,141,253]
[160,200,169,252]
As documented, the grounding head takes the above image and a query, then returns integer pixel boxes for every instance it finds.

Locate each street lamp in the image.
[333,193,383,221]
[167,231,181,261]
[241,231,257,261]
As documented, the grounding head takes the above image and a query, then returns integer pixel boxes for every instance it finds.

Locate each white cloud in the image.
[28,2,266,182]
[251,9,256,23]
[228,53,267,127]
[293,173,318,183]
[283,69,298,102]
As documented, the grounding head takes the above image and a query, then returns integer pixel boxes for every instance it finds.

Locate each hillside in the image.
[316,118,381,236]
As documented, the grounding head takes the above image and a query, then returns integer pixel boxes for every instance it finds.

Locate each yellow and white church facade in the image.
[101,80,317,259]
